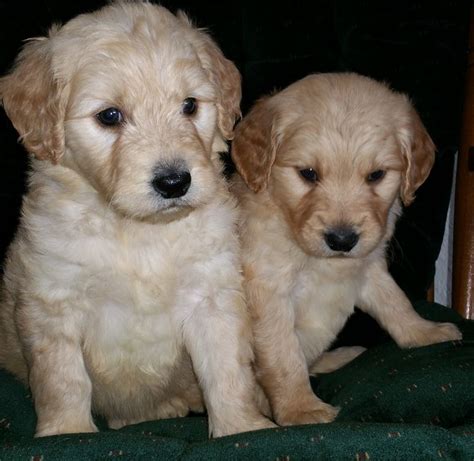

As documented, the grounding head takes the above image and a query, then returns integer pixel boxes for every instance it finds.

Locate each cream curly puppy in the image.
[0,2,274,438]
[231,73,462,427]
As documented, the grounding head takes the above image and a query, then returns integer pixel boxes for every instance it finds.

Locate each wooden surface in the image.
[453,6,474,319]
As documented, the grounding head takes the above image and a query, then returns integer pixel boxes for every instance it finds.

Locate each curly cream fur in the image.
[0,2,273,438]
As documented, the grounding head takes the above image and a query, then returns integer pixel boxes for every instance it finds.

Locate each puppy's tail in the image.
[309,346,366,375]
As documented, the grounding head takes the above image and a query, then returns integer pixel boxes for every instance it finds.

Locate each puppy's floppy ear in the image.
[201,41,241,140]
[179,12,241,140]
[397,104,435,206]
[231,97,278,193]
[0,32,66,163]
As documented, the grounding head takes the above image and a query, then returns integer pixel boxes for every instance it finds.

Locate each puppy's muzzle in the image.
[324,226,359,253]
[152,168,191,199]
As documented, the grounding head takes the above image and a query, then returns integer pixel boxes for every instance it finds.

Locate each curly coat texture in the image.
[0,1,273,438]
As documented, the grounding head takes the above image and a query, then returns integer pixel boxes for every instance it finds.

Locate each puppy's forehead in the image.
[275,77,404,170]
[53,4,215,102]
[278,117,398,169]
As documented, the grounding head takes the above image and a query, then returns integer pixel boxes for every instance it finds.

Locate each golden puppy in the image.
[231,73,462,427]
[0,2,274,437]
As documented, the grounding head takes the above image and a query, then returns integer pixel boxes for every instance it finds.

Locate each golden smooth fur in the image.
[231,73,462,427]
[0,2,273,437]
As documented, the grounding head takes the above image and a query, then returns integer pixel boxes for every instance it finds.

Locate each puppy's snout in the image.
[152,169,191,199]
[324,227,359,253]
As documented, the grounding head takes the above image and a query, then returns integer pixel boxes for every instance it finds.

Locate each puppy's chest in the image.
[83,231,181,313]
[82,235,184,368]
[80,220,211,362]
[292,260,364,330]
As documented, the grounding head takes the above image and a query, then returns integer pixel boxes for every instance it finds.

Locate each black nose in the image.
[324,227,359,253]
[152,170,191,199]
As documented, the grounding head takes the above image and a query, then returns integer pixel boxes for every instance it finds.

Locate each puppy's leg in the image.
[251,286,338,427]
[309,346,366,375]
[254,381,272,418]
[19,305,96,437]
[30,345,97,437]
[357,261,462,348]
[182,289,275,437]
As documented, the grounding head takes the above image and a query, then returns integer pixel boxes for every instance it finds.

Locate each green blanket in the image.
[1,302,473,460]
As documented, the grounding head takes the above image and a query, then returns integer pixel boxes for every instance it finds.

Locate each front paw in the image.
[245,417,278,432]
[35,420,98,437]
[398,321,462,348]
[276,399,339,426]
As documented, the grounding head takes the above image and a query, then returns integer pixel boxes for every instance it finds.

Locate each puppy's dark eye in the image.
[96,107,123,127]
[182,97,198,116]
[299,168,318,183]
[367,169,386,183]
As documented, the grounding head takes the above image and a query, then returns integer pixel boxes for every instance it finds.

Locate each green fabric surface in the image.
[1,423,474,461]
[316,303,474,427]
[0,302,473,459]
